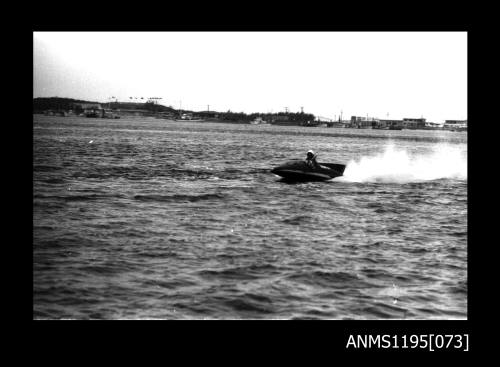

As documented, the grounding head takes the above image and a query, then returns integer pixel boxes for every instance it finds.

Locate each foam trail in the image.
[339,144,467,183]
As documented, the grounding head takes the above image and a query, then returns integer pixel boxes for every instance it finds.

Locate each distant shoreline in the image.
[33,97,467,131]
[33,113,467,134]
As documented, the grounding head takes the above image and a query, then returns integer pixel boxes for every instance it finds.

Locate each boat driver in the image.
[305,150,319,169]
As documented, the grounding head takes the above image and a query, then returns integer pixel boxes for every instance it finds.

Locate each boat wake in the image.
[339,144,467,183]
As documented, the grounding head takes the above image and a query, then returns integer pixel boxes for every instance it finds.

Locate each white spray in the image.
[339,144,467,183]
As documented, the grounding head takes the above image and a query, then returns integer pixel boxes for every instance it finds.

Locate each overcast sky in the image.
[33,32,467,122]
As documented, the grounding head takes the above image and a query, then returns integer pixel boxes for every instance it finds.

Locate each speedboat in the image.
[271,160,346,182]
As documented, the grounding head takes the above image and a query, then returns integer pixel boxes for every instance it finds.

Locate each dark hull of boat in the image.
[271,160,346,182]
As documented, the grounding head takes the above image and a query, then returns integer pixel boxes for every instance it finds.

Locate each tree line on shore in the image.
[33,97,99,113]
[33,97,316,123]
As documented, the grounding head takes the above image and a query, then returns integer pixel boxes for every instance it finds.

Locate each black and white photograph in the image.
[33,31,467,321]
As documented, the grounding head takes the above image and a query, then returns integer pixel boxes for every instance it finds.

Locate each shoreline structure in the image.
[33,97,467,132]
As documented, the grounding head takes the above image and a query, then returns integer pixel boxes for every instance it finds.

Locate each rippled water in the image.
[33,115,467,319]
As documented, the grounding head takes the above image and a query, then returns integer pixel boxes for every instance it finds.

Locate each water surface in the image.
[33,115,467,319]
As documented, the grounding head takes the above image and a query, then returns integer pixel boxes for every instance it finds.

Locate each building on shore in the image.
[267,114,290,125]
[73,103,102,117]
[423,121,444,130]
[443,119,467,131]
[84,107,120,118]
[41,102,118,119]
[444,119,467,125]
[262,113,314,126]
[402,118,426,129]
[348,116,435,130]
[349,116,377,129]
[378,119,404,130]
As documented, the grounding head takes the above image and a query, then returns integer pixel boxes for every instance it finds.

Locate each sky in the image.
[33,32,467,122]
